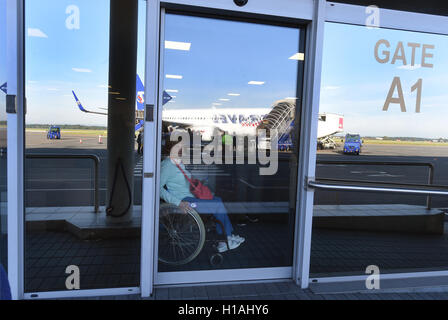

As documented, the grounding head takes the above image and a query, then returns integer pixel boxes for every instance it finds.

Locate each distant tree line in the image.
[364,136,448,142]
[26,124,107,130]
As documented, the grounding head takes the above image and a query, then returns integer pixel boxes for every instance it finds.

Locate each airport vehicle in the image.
[73,76,344,149]
[343,133,362,155]
[46,126,61,140]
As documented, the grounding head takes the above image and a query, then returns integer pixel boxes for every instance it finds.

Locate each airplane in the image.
[73,76,344,149]
[163,100,344,149]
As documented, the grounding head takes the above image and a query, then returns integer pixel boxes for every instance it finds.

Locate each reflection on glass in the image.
[158,14,304,272]
[0,0,7,271]
[311,22,448,277]
[24,0,146,292]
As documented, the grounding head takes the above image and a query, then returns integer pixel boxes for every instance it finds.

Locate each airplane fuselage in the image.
[162,108,343,141]
[162,108,269,139]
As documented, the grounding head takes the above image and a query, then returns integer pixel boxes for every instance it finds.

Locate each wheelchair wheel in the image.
[210,253,223,267]
[158,203,206,265]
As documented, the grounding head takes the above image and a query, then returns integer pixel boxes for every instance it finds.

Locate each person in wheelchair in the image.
[160,139,245,253]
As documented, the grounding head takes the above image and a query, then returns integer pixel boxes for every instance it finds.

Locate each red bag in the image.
[176,164,214,200]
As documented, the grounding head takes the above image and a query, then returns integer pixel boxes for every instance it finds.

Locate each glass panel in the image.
[158,13,304,272]
[24,0,146,292]
[0,0,7,271]
[311,22,448,277]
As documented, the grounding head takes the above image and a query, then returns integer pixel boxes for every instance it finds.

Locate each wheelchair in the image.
[158,202,229,266]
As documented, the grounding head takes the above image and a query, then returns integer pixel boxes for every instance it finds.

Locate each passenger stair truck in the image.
[316,114,344,150]
[256,99,296,151]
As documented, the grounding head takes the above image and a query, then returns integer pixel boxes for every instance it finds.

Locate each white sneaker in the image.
[217,239,241,253]
[228,234,245,244]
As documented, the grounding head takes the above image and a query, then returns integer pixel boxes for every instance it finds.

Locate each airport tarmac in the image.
[319,143,448,157]
[18,130,448,209]
[25,129,448,156]
[26,129,108,150]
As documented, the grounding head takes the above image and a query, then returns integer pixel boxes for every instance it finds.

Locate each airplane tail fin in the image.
[135,74,172,109]
[136,74,145,111]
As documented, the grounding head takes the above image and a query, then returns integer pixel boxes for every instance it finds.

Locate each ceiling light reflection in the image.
[289,53,305,60]
[165,40,191,51]
[248,81,265,85]
[166,74,183,79]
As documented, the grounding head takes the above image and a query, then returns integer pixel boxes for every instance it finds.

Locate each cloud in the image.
[322,85,340,91]
[28,28,48,38]
[397,64,421,70]
[72,68,92,73]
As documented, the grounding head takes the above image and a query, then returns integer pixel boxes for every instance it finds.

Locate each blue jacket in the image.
[160,158,194,206]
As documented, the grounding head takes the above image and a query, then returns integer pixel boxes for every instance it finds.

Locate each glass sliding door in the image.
[154,11,305,282]
[23,0,146,295]
[311,22,448,278]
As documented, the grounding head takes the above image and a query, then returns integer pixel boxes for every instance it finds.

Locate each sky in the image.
[1,2,448,138]
[21,0,146,127]
[162,14,300,111]
[320,22,448,139]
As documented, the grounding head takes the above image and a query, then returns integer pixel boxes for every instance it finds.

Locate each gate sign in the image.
[374,40,434,113]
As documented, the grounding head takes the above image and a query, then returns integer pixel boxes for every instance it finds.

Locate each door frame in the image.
[141,0,325,297]
[6,0,25,300]
[306,1,448,286]
[7,0,143,300]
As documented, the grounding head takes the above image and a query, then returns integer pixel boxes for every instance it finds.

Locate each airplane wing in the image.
[73,90,144,132]
[73,75,172,132]
[72,91,108,116]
